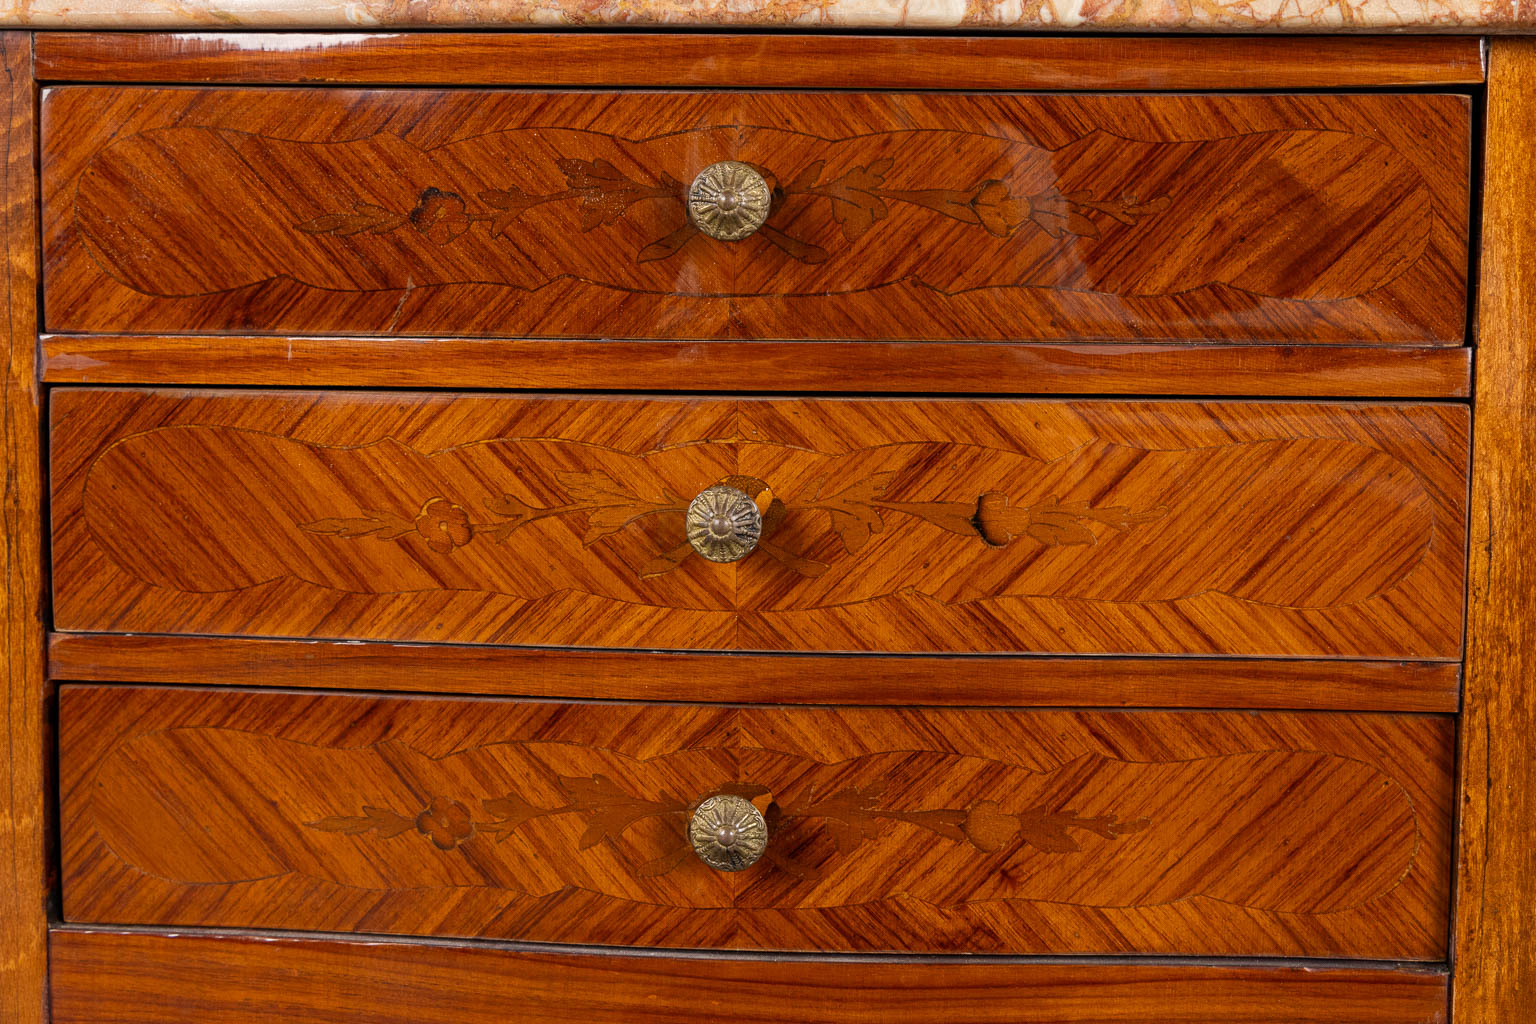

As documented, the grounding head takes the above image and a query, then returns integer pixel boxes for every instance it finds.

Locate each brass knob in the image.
[687,161,772,241]
[686,484,762,563]
[689,794,768,871]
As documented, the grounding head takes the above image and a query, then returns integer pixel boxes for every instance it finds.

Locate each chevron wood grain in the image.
[50,390,1468,657]
[41,88,1469,343]
[59,686,1454,959]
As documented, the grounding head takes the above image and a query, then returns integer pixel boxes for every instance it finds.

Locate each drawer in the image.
[51,390,1468,658]
[59,686,1454,959]
[41,87,1468,344]
[51,931,1450,1024]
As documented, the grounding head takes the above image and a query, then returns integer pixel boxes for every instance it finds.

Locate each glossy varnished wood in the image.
[59,686,1454,958]
[0,32,46,1024]
[49,391,1469,658]
[40,336,1475,398]
[46,634,1463,712]
[32,33,1485,89]
[48,929,1452,1024]
[41,88,1470,344]
[1452,38,1536,1024]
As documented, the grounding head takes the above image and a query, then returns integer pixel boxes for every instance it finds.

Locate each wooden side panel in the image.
[45,635,1465,712]
[49,390,1469,658]
[39,336,1475,399]
[49,929,1452,1024]
[32,33,1486,89]
[1452,38,1536,1024]
[0,32,46,1024]
[40,88,1470,344]
[59,686,1455,959]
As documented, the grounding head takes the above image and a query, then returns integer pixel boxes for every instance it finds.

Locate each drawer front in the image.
[51,390,1468,658]
[51,931,1450,1024]
[60,686,1453,959]
[42,87,1468,343]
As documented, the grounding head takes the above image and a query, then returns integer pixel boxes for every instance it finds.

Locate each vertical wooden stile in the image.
[1453,36,1536,1024]
[0,29,45,1024]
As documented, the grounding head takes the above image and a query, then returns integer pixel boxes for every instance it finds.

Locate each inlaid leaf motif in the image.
[480,792,546,841]
[971,180,1032,237]
[300,510,415,540]
[807,472,893,553]
[559,774,687,851]
[304,805,417,838]
[296,202,409,237]
[637,223,700,263]
[1016,808,1152,853]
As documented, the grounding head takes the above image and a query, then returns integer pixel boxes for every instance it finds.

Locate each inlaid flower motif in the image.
[408,187,471,244]
[962,799,1020,852]
[415,497,473,553]
[416,797,475,850]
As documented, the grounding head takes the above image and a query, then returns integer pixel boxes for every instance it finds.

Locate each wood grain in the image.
[32,33,1485,89]
[48,929,1452,1024]
[49,391,1470,658]
[0,32,46,1024]
[1452,37,1536,1024]
[41,88,1470,344]
[59,685,1454,959]
[45,634,1463,712]
[40,336,1475,398]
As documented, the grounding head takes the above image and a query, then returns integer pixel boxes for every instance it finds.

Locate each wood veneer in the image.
[40,337,1475,398]
[0,31,46,1024]
[1451,37,1536,1024]
[48,929,1453,1024]
[46,635,1463,712]
[33,33,1485,89]
[50,391,1470,658]
[60,686,1454,959]
[41,88,1470,344]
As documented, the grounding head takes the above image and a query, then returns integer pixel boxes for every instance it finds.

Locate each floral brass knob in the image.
[689,794,769,871]
[686,484,762,563]
[687,161,772,242]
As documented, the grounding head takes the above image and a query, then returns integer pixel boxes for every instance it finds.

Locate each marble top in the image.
[0,0,1526,30]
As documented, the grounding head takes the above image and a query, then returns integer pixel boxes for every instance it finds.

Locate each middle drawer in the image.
[60,685,1453,959]
[52,390,1467,658]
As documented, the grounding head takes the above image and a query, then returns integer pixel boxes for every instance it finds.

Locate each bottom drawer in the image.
[59,685,1453,959]
[51,930,1450,1024]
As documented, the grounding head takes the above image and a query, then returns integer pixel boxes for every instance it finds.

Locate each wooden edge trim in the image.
[40,337,1474,399]
[31,33,1485,89]
[48,928,1451,1024]
[1452,37,1536,1024]
[33,33,1486,89]
[0,31,46,1024]
[47,633,1462,712]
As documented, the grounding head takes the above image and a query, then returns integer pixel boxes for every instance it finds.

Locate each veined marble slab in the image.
[0,0,1526,30]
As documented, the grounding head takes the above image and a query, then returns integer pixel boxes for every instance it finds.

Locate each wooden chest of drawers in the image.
[4,29,1535,1024]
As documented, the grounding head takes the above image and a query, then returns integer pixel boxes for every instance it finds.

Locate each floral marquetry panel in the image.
[40,88,1468,343]
[58,686,1455,958]
[49,390,1468,657]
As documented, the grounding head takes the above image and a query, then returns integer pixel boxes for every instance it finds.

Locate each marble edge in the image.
[0,0,1531,32]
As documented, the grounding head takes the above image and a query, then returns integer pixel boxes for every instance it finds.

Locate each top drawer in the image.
[41,88,1469,344]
